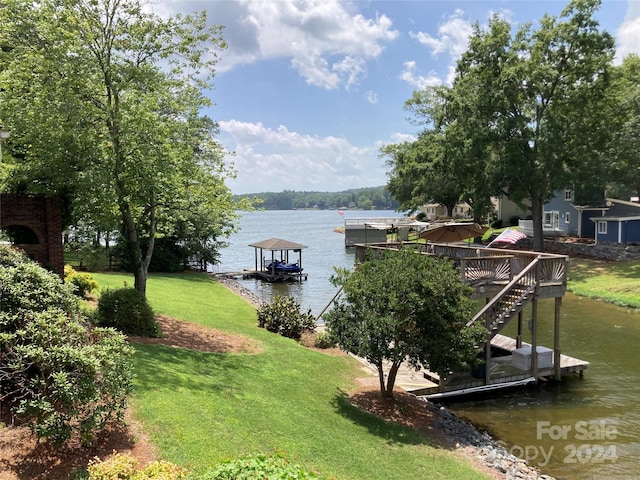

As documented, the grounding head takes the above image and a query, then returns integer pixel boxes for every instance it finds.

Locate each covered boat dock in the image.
[246,238,308,282]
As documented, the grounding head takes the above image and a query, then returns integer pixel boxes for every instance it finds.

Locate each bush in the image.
[96,288,160,337]
[257,296,316,340]
[203,453,321,480]
[491,217,503,229]
[112,236,189,273]
[313,330,336,349]
[87,452,188,480]
[64,264,99,298]
[0,245,134,447]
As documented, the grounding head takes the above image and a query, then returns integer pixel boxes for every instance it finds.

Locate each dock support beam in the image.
[554,297,562,380]
[531,298,538,379]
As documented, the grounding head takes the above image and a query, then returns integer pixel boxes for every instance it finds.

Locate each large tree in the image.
[607,55,640,197]
[0,0,241,293]
[386,0,615,250]
[382,131,463,217]
[325,248,486,398]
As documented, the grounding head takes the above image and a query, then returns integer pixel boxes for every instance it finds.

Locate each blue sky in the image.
[153,1,637,194]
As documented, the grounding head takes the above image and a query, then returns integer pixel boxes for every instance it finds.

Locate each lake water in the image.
[219,210,640,480]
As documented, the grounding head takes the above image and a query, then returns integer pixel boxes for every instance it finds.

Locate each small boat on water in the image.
[267,260,303,273]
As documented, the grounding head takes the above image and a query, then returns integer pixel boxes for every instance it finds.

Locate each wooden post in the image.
[517,311,523,349]
[485,316,491,385]
[554,296,562,379]
[531,258,541,379]
[531,297,538,378]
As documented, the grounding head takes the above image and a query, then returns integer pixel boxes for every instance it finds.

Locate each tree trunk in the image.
[531,195,545,252]
[383,362,401,398]
[376,362,386,397]
[118,201,146,296]
[444,200,457,219]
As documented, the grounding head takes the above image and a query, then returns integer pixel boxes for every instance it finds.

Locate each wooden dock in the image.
[405,334,589,399]
[214,268,308,282]
[352,333,589,401]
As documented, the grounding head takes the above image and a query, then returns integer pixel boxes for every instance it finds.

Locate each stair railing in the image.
[467,256,542,337]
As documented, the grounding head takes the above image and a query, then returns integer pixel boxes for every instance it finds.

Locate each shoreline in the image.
[215,275,555,480]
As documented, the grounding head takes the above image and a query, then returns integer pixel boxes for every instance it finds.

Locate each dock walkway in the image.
[353,333,588,400]
[213,268,308,282]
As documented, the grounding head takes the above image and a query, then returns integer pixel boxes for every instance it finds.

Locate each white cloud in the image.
[365,90,378,104]
[401,9,474,88]
[409,9,473,59]
[219,120,387,193]
[400,61,442,89]
[616,1,640,62]
[213,0,399,90]
[389,132,417,144]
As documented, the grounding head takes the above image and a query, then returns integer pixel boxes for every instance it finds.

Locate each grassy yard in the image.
[567,258,640,308]
[92,272,488,479]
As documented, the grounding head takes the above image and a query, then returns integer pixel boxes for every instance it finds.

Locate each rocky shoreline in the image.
[214,274,555,480]
[431,403,554,479]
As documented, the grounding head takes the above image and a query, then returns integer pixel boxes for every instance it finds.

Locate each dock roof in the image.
[248,238,308,251]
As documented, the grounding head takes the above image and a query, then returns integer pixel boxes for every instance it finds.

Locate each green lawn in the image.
[567,257,640,308]
[92,272,488,479]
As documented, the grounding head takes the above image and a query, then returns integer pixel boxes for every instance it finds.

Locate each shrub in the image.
[112,236,188,273]
[313,330,336,349]
[96,288,160,337]
[0,245,134,447]
[87,452,188,480]
[491,217,503,229]
[257,296,316,340]
[0,254,78,332]
[203,453,321,480]
[64,264,99,298]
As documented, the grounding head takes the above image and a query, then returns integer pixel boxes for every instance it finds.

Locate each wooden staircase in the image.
[467,258,541,341]
[352,242,584,397]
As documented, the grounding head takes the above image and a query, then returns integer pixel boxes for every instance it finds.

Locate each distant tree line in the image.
[235,186,400,211]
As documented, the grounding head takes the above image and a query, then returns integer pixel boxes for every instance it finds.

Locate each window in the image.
[565,212,570,223]
[544,211,560,229]
[597,221,607,234]
[564,189,574,201]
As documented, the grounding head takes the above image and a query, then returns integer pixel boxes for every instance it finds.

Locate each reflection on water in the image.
[447,294,640,479]
[220,210,640,479]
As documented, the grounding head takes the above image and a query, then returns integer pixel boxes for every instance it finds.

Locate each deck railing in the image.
[467,258,540,336]
[354,241,567,286]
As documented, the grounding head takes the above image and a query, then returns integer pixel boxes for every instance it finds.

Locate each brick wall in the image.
[0,194,64,276]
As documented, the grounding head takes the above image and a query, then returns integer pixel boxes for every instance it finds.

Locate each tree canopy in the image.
[325,248,486,398]
[0,0,244,293]
[608,55,640,197]
[384,0,615,250]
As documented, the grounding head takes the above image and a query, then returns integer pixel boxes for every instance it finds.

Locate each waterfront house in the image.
[591,198,640,245]
[519,186,607,239]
